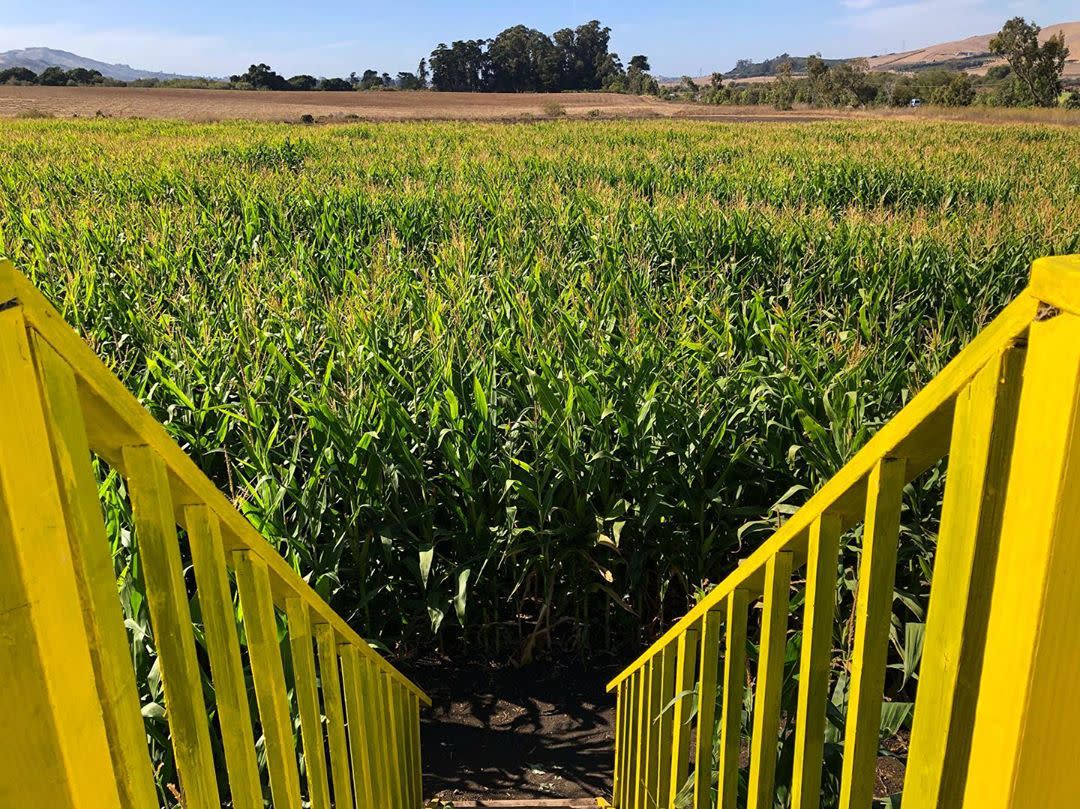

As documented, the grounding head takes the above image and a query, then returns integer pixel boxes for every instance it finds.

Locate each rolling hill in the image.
[0,47,194,81]
[866,20,1080,78]
[692,20,1080,83]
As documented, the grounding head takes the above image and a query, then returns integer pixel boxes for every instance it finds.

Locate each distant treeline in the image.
[667,60,1077,110]
[0,19,660,97]
[427,21,658,94]
[724,53,844,79]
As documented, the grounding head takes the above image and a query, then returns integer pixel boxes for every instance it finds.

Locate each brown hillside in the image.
[866,21,1080,78]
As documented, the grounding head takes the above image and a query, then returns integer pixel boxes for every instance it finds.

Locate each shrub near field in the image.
[2,120,1078,671]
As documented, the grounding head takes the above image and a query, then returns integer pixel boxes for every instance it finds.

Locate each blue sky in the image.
[0,0,1074,78]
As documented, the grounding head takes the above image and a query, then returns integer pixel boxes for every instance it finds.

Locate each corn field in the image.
[2,118,1078,674]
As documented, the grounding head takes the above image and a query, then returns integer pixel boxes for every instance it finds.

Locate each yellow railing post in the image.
[32,333,160,809]
[717,592,748,809]
[904,348,1023,809]
[747,552,792,809]
[126,445,222,809]
[962,309,1080,808]
[790,515,841,809]
[838,458,905,809]
[0,304,123,809]
[667,625,700,808]
[693,608,723,809]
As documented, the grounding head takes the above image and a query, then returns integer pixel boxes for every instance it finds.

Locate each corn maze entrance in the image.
[4,254,1080,809]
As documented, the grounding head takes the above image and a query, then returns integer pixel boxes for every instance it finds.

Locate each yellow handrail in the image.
[0,259,428,809]
[607,255,1080,809]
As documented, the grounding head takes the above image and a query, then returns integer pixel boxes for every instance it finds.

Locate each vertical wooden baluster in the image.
[361,658,390,807]
[340,644,376,808]
[748,552,793,809]
[371,668,396,805]
[614,679,624,805]
[411,690,425,808]
[717,592,748,809]
[668,627,701,808]
[838,457,906,809]
[397,678,412,803]
[407,688,422,808]
[620,671,637,808]
[655,644,679,806]
[645,656,665,807]
[125,445,220,809]
[964,314,1080,807]
[791,516,843,809]
[315,624,354,809]
[186,506,262,809]
[385,676,403,807]
[0,308,123,809]
[233,550,301,809]
[694,609,724,809]
[33,336,158,809]
[286,599,331,809]
[635,662,651,809]
[904,350,1023,809]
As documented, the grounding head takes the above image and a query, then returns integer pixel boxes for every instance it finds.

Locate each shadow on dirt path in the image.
[398,655,620,803]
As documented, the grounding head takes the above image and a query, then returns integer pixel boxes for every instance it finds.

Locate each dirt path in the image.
[399,655,619,804]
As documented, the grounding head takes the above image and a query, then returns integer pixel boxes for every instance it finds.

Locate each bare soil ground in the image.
[0,86,845,123]
[400,655,619,804]
[398,654,907,805]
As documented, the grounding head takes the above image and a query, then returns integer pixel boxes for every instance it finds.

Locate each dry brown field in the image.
[2,84,1077,126]
[0,85,847,122]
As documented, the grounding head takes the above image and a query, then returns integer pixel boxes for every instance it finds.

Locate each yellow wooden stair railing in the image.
[0,257,429,809]
[606,255,1080,809]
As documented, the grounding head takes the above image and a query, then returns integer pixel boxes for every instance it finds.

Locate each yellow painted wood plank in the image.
[314,624,354,809]
[620,671,638,809]
[617,678,626,803]
[404,684,421,808]
[186,505,262,809]
[233,549,301,809]
[790,516,842,809]
[644,656,665,808]
[606,293,1038,695]
[406,689,424,808]
[0,308,123,809]
[370,666,398,807]
[964,313,1080,808]
[634,662,652,809]
[286,598,332,809]
[0,263,432,708]
[654,643,679,806]
[364,657,394,808]
[747,552,793,809]
[1028,254,1080,316]
[390,677,412,808]
[340,643,376,808]
[124,444,220,809]
[693,608,724,809]
[717,592,748,809]
[32,334,158,809]
[904,348,1023,809]
[668,627,700,807]
[838,457,906,809]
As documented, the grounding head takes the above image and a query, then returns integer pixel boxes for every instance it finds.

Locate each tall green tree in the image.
[487,25,559,92]
[990,17,1070,107]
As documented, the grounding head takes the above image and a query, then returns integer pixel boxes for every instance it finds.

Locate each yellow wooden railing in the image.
[0,257,430,809]
[606,255,1080,809]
